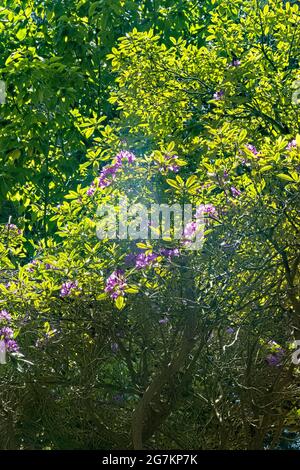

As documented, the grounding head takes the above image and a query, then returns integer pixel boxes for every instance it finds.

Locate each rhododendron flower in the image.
[266,350,285,367]
[105,270,127,299]
[124,253,137,266]
[266,342,285,367]
[5,339,19,353]
[98,151,135,189]
[226,327,235,334]
[116,150,136,164]
[5,223,22,235]
[98,163,120,188]
[135,252,158,269]
[158,154,180,173]
[45,263,55,270]
[87,184,95,196]
[246,144,258,155]
[168,165,180,172]
[60,281,78,297]
[0,310,11,323]
[287,139,297,150]
[160,248,180,258]
[196,204,218,219]
[183,221,197,239]
[213,90,224,100]
[0,327,14,339]
[6,223,18,230]
[231,186,241,197]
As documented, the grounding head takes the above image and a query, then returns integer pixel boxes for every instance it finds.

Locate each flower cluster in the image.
[182,203,218,246]
[287,139,297,150]
[213,90,224,100]
[230,186,241,197]
[0,309,19,353]
[105,270,127,300]
[159,317,169,325]
[87,150,136,194]
[87,182,95,196]
[0,309,11,322]
[135,252,158,269]
[226,327,235,334]
[125,248,179,270]
[158,154,180,173]
[183,221,198,242]
[266,341,285,367]
[246,144,258,155]
[5,223,22,235]
[60,280,78,297]
[159,248,180,259]
[196,203,218,219]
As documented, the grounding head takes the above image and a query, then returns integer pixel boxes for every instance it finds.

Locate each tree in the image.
[0,0,299,450]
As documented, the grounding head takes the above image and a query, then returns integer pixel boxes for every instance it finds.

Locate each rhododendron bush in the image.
[0,0,299,450]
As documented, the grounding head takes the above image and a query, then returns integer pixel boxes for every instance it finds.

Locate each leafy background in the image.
[0,0,299,450]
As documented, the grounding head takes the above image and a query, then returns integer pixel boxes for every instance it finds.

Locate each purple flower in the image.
[266,343,285,367]
[160,248,180,259]
[196,204,218,218]
[5,339,19,353]
[6,223,18,231]
[230,186,241,197]
[287,139,297,150]
[246,144,258,155]
[223,170,229,179]
[183,221,197,239]
[124,253,137,266]
[226,327,235,334]
[116,150,136,164]
[159,317,169,325]
[158,154,180,173]
[228,59,241,68]
[135,252,158,269]
[60,280,78,297]
[213,90,225,100]
[0,327,14,339]
[0,310,11,323]
[266,352,284,367]
[105,270,127,299]
[98,161,122,188]
[87,185,95,197]
[27,259,40,272]
[168,165,180,173]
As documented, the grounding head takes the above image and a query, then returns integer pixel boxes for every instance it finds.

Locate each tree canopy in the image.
[0,0,300,450]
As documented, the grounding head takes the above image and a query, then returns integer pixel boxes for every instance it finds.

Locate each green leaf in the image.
[115,296,125,310]
[16,29,27,40]
[166,179,181,190]
[277,173,295,182]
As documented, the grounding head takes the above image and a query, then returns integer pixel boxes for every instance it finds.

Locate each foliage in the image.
[0,0,300,450]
